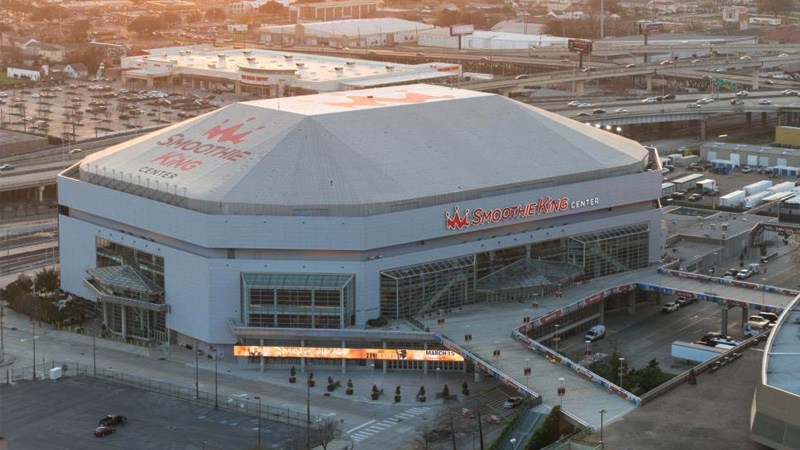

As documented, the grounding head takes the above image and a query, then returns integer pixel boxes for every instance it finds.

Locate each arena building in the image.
[120,46,460,96]
[58,84,663,371]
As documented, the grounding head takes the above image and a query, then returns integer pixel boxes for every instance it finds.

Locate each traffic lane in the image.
[537,90,791,112]
[560,300,745,372]
[560,100,793,119]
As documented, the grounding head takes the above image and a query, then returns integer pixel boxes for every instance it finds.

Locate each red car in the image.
[94,426,116,437]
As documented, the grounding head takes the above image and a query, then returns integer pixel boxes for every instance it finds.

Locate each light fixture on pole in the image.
[599,408,607,443]
[558,377,565,408]
[254,395,262,449]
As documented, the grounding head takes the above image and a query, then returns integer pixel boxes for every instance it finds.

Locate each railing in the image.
[5,360,317,430]
[639,330,768,404]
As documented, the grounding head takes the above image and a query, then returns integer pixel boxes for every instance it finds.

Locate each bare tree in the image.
[316,417,342,450]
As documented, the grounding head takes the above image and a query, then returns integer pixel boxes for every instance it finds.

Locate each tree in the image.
[759,0,792,16]
[162,11,181,25]
[205,7,226,21]
[127,15,169,36]
[70,47,106,76]
[185,11,204,23]
[34,268,60,295]
[259,1,287,16]
[69,20,91,43]
[316,417,342,450]
[30,5,70,21]
[525,406,561,450]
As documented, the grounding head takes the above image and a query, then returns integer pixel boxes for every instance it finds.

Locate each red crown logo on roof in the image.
[203,117,264,144]
[445,205,470,230]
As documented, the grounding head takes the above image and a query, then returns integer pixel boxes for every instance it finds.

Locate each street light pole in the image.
[559,377,565,408]
[93,332,97,377]
[32,322,36,380]
[195,338,199,399]
[554,324,561,353]
[599,409,606,444]
[762,278,767,307]
[210,346,218,409]
[255,395,262,449]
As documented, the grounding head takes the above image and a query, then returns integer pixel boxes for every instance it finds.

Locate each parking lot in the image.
[664,164,790,208]
[560,296,746,373]
[0,376,306,450]
[0,81,254,142]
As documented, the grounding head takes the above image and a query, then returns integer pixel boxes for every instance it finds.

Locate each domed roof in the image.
[80,84,647,216]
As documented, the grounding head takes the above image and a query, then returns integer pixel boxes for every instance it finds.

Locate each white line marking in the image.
[346,419,376,434]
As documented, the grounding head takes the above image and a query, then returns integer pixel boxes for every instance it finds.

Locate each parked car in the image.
[672,192,686,200]
[736,268,753,279]
[98,415,127,427]
[0,164,15,171]
[741,166,753,173]
[503,397,523,408]
[584,325,606,342]
[724,268,738,279]
[757,312,779,324]
[94,426,116,437]
[688,193,702,202]
[642,97,657,103]
[701,332,733,345]
[613,108,629,113]
[662,302,679,313]
[68,148,83,155]
[736,91,750,97]
[782,89,797,95]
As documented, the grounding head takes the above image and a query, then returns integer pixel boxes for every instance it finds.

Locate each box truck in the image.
[696,179,718,195]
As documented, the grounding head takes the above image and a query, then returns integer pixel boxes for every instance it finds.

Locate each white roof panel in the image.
[79,84,648,214]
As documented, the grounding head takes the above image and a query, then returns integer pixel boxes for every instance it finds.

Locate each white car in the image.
[642,97,657,103]
[613,108,629,113]
[0,92,8,97]
[567,100,582,107]
[740,55,751,60]
[31,93,40,98]
[741,166,753,173]
[68,148,83,155]
[687,103,702,109]
[662,302,679,313]
[759,99,773,105]
[736,91,749,97]
[782,89,797,95]
[503,397,523,409]
[577,103,592,108]
[778,53,789,58]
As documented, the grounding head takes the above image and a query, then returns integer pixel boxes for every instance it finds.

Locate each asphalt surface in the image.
[0,376,305,450]
[560,298,746,373]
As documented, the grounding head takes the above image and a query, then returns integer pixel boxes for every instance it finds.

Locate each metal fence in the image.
[5,360,318,431]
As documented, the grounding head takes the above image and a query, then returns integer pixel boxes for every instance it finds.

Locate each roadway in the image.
[459,54,800,92]
[418,267,796,429]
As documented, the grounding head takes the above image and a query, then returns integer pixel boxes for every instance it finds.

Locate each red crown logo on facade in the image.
[445,205,470,230]
[203,117,264,144]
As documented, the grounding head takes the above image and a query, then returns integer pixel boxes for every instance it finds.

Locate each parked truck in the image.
[744,180,773,197]
[696,179,719,195]
[719,190,746,208]
[744,191,772,209]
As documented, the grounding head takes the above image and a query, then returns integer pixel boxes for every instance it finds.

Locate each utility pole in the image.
[477,411,485,450]
[32,322,37,380]
[306,371,312,450]
[93,332,97,376]
[195,338,199,399]
[600,0,605,40]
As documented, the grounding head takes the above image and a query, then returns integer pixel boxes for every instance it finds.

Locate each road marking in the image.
[346,419,376,434]
[366,427,383,433]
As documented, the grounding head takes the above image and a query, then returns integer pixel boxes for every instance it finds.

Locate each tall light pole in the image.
[306,368,312,450]
[599,409,606,444]
[554,324,561,354]
[32,322,37,380]
[209,346,218,409]
[618,357,626,388]
[195,338,199,399]
[600,0,605,40]
[762,278,767,307]
[558,377,565,408]
[93,332,97,377]
[254,395,262,449]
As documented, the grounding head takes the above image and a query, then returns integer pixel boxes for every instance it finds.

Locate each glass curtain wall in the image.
[380,256,475,318]
[568,224,650,280]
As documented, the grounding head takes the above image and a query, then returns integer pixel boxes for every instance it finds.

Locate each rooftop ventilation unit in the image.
[345,61,356,66]
[385,65,395,71]
[334,67,344,72]
[161,52,168,57]
[295,62,305,68]
[284,54,293,59]
[246,56,256,62]
[243,50,252,56]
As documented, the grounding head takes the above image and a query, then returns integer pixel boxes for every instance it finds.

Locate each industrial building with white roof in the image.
[58,84,663,373]
[121,45,460,95]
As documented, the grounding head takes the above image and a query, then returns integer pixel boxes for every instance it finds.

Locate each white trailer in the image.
[662,182,676,198]
[744,191,772,209]
[744,180,773,196]
[670,173,706,192]
[671,341,727,364]
[767,181,796,194]
[696,179,718,195]
[719,190,746,207]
